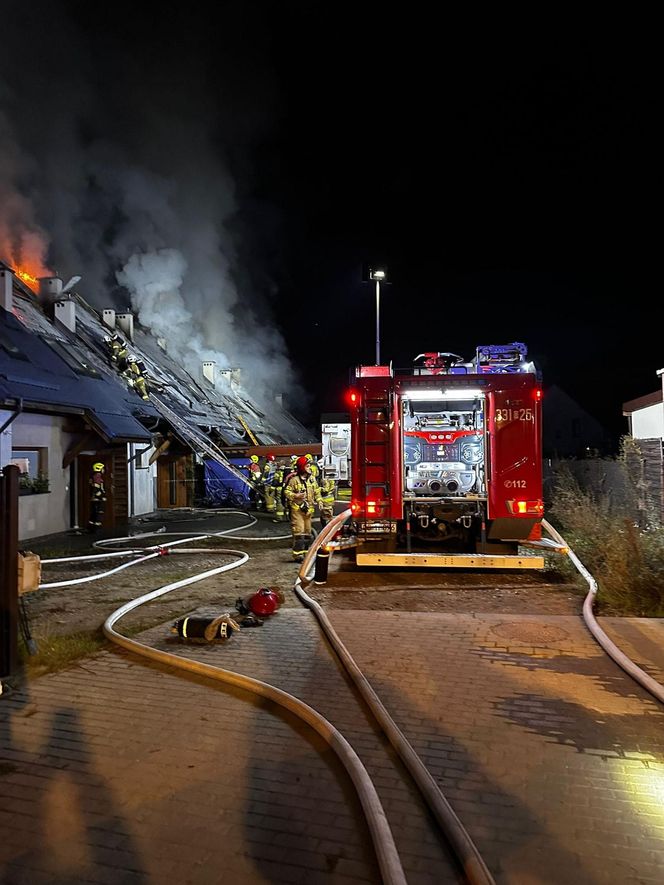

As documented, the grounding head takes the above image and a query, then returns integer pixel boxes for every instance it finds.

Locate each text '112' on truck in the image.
[347,343,550,569]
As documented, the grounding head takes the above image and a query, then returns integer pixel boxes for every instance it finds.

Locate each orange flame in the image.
[15,268,39,290]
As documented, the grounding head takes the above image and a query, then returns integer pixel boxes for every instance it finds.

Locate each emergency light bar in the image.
[401,389,484,401]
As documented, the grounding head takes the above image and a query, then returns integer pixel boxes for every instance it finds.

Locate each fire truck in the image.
[348,343,546,568]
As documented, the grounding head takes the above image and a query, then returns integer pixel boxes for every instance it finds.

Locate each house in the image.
[622,371,664,521]
[1,261,316,539]
[541,384,614,458]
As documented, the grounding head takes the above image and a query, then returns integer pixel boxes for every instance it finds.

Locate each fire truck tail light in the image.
[351,499,364,516]
[347,389,361,407]
[366,500,377,515]
[512,499,544,515]
[532,387,543,401]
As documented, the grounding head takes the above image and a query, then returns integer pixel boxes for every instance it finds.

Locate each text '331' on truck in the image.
[348,343,547,568]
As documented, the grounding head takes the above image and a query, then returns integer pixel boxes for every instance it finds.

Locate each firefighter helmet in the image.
[305,453,313,461]
[250,455,259,463]
[92,462,105,472]
[266,453,275,461]
[296,456,309,472]
[247,588,280,616]
[103,334,112,343]
[127,354,137,363]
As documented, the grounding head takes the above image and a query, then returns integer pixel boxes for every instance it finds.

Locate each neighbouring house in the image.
[622,370,664,521]
[1,260,316,540]
[541,384,614,458]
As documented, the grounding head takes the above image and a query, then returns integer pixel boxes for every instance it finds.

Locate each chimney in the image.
[0,267,13,312]
[116,312,134,340]
[54,298,76,333]
[102,309,116,330]
[274,393,284,409]
[38,276,63,301]
[230,368,242,390]
[202,360,216,385]
[157,337,167,352]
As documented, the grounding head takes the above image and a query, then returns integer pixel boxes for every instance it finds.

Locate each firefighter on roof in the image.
[124,355,150,401]
[88,462,106,532]
[104,334,128,372]
[284,455,322,560]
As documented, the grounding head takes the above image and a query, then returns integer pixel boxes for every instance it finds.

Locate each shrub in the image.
[547,439,664,616]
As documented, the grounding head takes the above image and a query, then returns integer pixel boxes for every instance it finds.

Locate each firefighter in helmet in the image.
[271,459,287,523]
[88,461,106,532]
[261,454,277,514]
[283,455,322,560]
[106,334,128,372]
[317,459,336,528]
[306,453,320,482]
[124,355,150,401]
[247,454,263,509]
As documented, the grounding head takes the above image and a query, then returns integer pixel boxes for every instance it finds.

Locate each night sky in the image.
[0,4,656,441]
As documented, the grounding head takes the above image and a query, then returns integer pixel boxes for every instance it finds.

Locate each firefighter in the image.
[107,334,128,372]
[284,455,321,560]
[318,460,336,528]
[88,461,106,532]
[261,454,277,514]
[124,355,150,401]
[306,453,320,483]
[247,455,263,509]
[271,460,286,523]
[280,455,299,520]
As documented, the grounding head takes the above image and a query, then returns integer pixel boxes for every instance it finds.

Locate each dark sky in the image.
[0,3,657,440]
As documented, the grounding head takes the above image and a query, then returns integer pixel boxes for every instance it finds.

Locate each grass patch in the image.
[548,438,664,616]
[20,628,107,677]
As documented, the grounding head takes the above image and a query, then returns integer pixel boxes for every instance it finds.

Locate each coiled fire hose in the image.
[295,509,496,885]
[542,519,664,705]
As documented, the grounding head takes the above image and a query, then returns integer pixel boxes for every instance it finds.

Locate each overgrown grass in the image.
[547,438,664,616]
[19,627,107,677]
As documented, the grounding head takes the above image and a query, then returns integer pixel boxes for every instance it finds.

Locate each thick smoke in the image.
[0,2,304,409]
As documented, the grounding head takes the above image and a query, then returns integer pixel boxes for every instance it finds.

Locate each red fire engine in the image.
[348,343,545,568]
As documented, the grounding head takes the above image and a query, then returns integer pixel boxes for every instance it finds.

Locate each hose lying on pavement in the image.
[542,519,664,706]
[76,515,409,885]
[294,509,496,885]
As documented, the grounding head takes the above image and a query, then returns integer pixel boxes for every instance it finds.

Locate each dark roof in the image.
[0,305,153,442]
[622,389,663,415]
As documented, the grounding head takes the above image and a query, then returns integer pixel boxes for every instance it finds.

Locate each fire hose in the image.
[37,512,408,885]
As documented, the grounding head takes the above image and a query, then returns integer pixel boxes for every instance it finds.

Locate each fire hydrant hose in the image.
[295,509,496,885]
[541,519,664,705]
[37,512,406,885]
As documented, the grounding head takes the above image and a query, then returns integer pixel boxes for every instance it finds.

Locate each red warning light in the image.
[347,388,361,407]
[532,387,543,402]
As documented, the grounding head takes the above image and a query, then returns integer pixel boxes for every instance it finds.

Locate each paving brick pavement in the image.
[323,611,664,885]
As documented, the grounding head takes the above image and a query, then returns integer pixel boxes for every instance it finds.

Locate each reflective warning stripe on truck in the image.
[355,552,545,569]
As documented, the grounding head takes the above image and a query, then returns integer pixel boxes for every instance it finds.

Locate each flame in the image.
[15,268,39,290]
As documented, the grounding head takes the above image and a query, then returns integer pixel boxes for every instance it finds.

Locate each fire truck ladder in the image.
[360,388,392,516]
[150,394,254,490]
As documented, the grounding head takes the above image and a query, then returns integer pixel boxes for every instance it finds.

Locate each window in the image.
[12,447,49,494]
[45,339,101,378]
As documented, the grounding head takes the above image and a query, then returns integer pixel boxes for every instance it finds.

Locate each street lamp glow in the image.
[368,267,388,364]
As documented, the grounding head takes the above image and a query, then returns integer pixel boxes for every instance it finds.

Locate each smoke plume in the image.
[0,2,304,409]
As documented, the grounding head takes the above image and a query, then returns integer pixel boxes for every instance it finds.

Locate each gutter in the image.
[0,398,23,434]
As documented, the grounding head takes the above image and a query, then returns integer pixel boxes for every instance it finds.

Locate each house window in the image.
[12,447,50,494]
[45,339,101,378]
